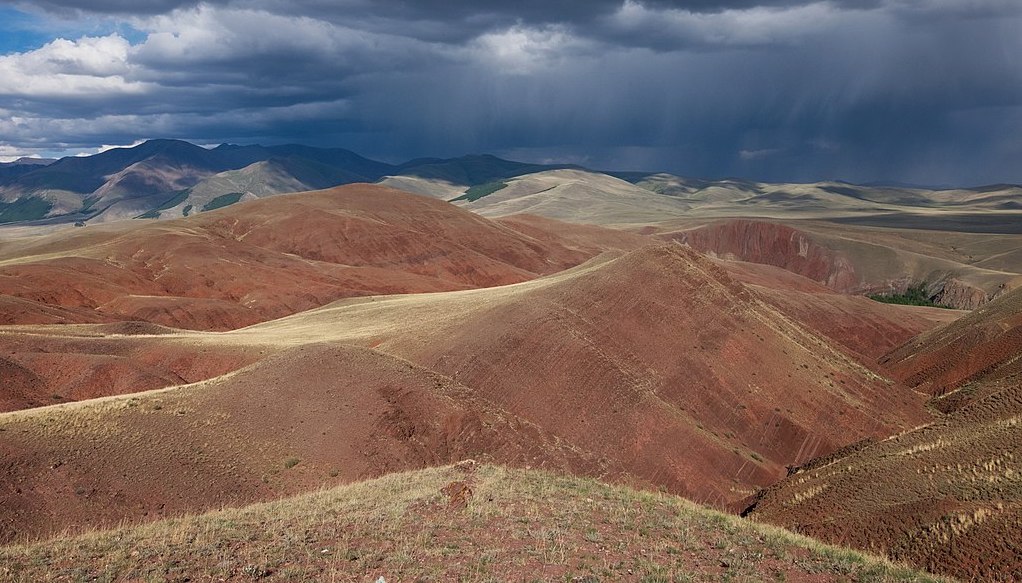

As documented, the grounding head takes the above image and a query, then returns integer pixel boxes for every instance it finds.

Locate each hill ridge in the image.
[0,463,946,582]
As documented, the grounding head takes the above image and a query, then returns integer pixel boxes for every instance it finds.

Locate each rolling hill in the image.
[618,173,1022,217]
[0,184,643,330]
[4,150,1022,580]
[376,167,1022,309]
[0,241,937,543]
[450,169,694,225]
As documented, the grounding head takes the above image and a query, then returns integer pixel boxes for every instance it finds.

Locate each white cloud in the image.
[0,144,39,163]
[0,34,148,97]
[134,6,339,65]
[129,5,435,75]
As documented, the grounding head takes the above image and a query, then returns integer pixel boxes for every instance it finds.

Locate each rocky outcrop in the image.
[929,278,989,310]
[663,220,858,291]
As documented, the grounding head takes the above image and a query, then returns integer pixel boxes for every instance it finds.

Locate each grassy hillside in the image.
[0,464,946,582]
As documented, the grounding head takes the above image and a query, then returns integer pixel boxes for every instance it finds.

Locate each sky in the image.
[0,1,1019,185]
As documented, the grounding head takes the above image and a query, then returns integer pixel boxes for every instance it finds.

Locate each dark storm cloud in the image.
[12,0,869,18]
[0,0,1019,184]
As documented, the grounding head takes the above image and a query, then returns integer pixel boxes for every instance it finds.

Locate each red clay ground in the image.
[0,244,936,544]
[749,286,1022,582]
[0,186,976,578]
[321,245,934,508]
[0,296,115,326]
[0,185,644,413]
[0,344,594,543]
[880,286,1022,395]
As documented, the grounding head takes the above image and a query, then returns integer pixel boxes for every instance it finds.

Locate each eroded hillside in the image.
[749,287,1022,581]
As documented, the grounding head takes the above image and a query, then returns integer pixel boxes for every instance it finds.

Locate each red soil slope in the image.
[0,327,261,411]
[0,184,643,331]
[0,344,595,543]
[361,245,931,507]
[749,286,1022,582]
[0,245,932,542]
[0,246,952,418]
[724,260,962,360]
[0,187,646,414]
[880,287,1022,395]
[0,296,115,326]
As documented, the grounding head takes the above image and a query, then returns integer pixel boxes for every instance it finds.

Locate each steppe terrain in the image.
[2,149,1022,580]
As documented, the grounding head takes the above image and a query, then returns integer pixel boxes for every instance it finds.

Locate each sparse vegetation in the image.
[0,465,947,582]
[78,195,100,212]
[156,189,190,210]
[0,197,52,223]
[136,189,191,219]
[451,181,507,202]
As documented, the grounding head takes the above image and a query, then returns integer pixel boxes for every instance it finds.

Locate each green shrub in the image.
[868,283,948,308]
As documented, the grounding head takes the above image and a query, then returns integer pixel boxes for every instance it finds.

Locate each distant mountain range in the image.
[0,140,572,225]
[0,138,1020,226]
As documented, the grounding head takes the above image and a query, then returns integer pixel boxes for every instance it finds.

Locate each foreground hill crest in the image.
[0,464,946,582]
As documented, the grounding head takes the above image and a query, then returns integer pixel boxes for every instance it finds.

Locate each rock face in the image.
[663,220,858,291]
[930,277,990,310]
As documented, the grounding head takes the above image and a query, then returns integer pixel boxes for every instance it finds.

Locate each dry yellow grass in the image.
[0,464,950,582]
